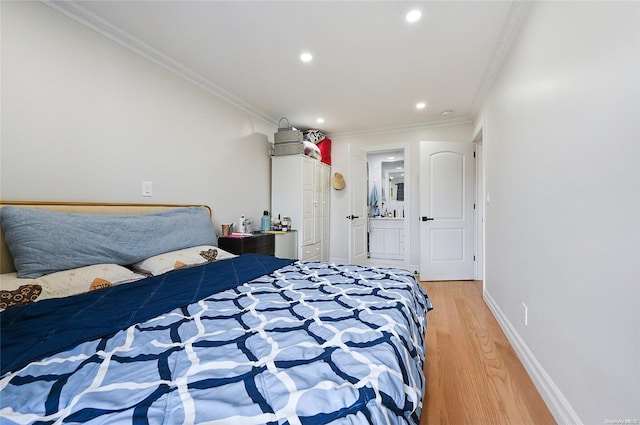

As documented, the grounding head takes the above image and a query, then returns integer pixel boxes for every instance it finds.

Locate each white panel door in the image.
[313,161,322,244]
[302,157,315,246]
[321,164,331,261]
[348,144,368,265]
[420,141,475,280]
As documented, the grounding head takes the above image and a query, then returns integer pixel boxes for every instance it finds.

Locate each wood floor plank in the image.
[419,281,556,425]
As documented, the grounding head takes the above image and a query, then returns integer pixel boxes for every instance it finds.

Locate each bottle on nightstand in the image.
[238,215,246,233]
[261,210,270,232]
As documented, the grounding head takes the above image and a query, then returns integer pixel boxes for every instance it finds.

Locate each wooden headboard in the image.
[0,201,212,274]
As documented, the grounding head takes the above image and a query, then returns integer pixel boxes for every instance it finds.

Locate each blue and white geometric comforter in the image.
[0,258,431,425]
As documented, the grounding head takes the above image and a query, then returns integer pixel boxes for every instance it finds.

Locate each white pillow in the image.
[131,245,237,276]
[303,140,322,160]
[0,264,145,310]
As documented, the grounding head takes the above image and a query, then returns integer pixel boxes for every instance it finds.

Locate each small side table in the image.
[273,230,297,259]
[218,232,275,256]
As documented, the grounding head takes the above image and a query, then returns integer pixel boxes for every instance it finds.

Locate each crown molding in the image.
[43,0,279,129]
[330,117,473,139]
[468,0,533,118]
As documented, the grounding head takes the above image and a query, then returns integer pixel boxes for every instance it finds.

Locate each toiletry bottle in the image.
[261,210,270,232]
[239,215,246,233]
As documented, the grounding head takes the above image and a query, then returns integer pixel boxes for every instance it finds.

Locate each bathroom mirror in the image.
[368,153,406,217]
[381,159,404,204]
[388,170,405,201]
[385,168,405,201]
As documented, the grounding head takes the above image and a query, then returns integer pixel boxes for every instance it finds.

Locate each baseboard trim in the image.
[482,289,583,425]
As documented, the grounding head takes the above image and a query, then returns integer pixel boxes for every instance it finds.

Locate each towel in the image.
[369,183,379,207]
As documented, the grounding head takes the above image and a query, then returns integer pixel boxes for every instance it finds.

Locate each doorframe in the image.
[358,142,412,268]
[347,143,368,265]
[418,140,476,280]
[473,125,486,283]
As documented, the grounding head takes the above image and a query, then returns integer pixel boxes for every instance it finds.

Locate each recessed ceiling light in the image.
[300,52,313,63]
[406,9,422,23]
[316,118,324,124]
[416,102,427,110]
[440,110,453,116]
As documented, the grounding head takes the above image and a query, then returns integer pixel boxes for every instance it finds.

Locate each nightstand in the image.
[218,232,275,256]
[273,230,297,259]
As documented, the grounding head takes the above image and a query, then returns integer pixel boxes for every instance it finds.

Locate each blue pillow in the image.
[1,206,218,278]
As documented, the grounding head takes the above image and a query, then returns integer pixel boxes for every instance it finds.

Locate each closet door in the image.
[302,157,315,246]
[321,164,331,261]
[313,162,323,245]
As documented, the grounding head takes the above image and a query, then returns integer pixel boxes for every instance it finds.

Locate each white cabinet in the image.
[274,230,297,259]
[368,218,404,260]
[272,155,330,262]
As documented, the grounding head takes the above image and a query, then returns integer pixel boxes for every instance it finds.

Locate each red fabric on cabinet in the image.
[317,138,331,165]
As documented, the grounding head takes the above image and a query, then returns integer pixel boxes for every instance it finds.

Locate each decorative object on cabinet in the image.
[271,155,330,262]
[332,172,345,190]
[303,141,322,161]
[317,138,331,165]
[273,119,330,164]
[303,130,331,165]
[273,117,304,156]
[303,129,325,143]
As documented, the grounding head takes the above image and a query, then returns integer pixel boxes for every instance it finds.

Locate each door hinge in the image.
[473,255,476,261]
[473,151,476,158]
[473,203,476,210]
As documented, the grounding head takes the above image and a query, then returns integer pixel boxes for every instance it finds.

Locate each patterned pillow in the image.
[303,129,326,144]
[0,284,42,310]
[131,245,237,276]
[0,264,145,310]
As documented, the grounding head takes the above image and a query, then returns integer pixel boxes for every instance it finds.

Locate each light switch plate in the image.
[142,181,152,197]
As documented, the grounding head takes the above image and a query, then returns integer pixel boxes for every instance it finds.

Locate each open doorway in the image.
[365,149,410,268]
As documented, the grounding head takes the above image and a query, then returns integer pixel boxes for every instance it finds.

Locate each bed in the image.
[0,201,432,425]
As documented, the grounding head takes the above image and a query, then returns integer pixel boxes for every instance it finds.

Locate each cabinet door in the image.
[383,228,401,255]
[368,220,403,260]
[369,228,384,255]
[274,231,297,259]
[301,242,322,261]
[312,162,322,244]
[302,158,315,246]
[321,165,331,261]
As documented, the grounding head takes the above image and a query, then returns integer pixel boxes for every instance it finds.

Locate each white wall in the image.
[0,1,275,232]
[330,124,473,266]
[480,2,639,423]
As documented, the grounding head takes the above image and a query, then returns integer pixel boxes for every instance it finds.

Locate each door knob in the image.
[346,215,360,220]
[421,216,434,221]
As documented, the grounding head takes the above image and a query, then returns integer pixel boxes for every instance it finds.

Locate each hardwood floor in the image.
[419,281,556,425]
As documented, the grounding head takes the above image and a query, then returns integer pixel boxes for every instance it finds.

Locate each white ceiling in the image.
[50,1,529,136]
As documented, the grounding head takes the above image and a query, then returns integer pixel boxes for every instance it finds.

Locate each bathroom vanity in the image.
[368,217,404,260]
